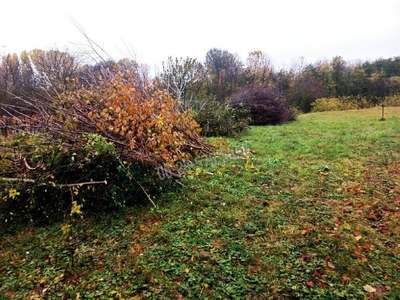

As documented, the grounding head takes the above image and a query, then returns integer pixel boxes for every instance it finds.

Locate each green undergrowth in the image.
[1,107,399,299]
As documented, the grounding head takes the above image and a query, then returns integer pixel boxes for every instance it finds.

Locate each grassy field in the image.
[1,107,399,299]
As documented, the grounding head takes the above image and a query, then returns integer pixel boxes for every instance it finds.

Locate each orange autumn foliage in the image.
[60,71,212,169]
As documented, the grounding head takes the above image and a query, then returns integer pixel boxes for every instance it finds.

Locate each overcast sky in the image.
[1,0,400,72]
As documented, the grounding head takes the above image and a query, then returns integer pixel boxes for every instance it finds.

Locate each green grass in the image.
[1,107,400,299]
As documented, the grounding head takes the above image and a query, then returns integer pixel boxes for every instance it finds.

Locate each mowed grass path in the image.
[1,107,399,299]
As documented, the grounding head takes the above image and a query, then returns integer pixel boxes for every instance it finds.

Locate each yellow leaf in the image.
[343,222,351,230]
[8,188,20,199]
[54,273,64,281]
[71,201,82,215]
[61,223,71,234]
[73,187,79,195]
[184,268,189,273]
[245,163,253,169]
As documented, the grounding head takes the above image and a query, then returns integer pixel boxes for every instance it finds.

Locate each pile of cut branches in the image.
[2,69,212,173]
[0,68,212,225]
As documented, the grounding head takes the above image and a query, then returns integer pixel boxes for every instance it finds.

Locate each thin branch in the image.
[133,177,157,208]
[0,177,107,188]
[0,177,35,183]
[67,15,114,64]
[23,157,43,170]
[63,180,108,187]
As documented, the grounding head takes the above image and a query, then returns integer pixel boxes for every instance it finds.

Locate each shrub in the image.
[383,94,400,106]
[194,97,250,137]
[230,86,297,125]
[0,133,176,232]
[311,97,373,112]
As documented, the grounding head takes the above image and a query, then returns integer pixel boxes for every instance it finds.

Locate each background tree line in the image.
[1,47,399,119]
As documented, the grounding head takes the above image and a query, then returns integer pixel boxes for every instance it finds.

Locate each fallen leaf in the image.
[5,292,14,298]
[378,223,390,235]
[362,244,373,251]
[363,284,376,293]
[342,275,350,283]
[376,285,386,293]
[301,227,309,235]
[343,222,352,230]
[366,210,382,221]
[327,261,336,270]
[323,226,331,232]
[305,281,314,288]
[346,184,366,194]
[54,273,64,281]
[335,218,343,225]
[184,268,189,274]
[314,268,322,278]
[213,240,222,247]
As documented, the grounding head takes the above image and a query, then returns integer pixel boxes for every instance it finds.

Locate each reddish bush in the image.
[231,86,296,125]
